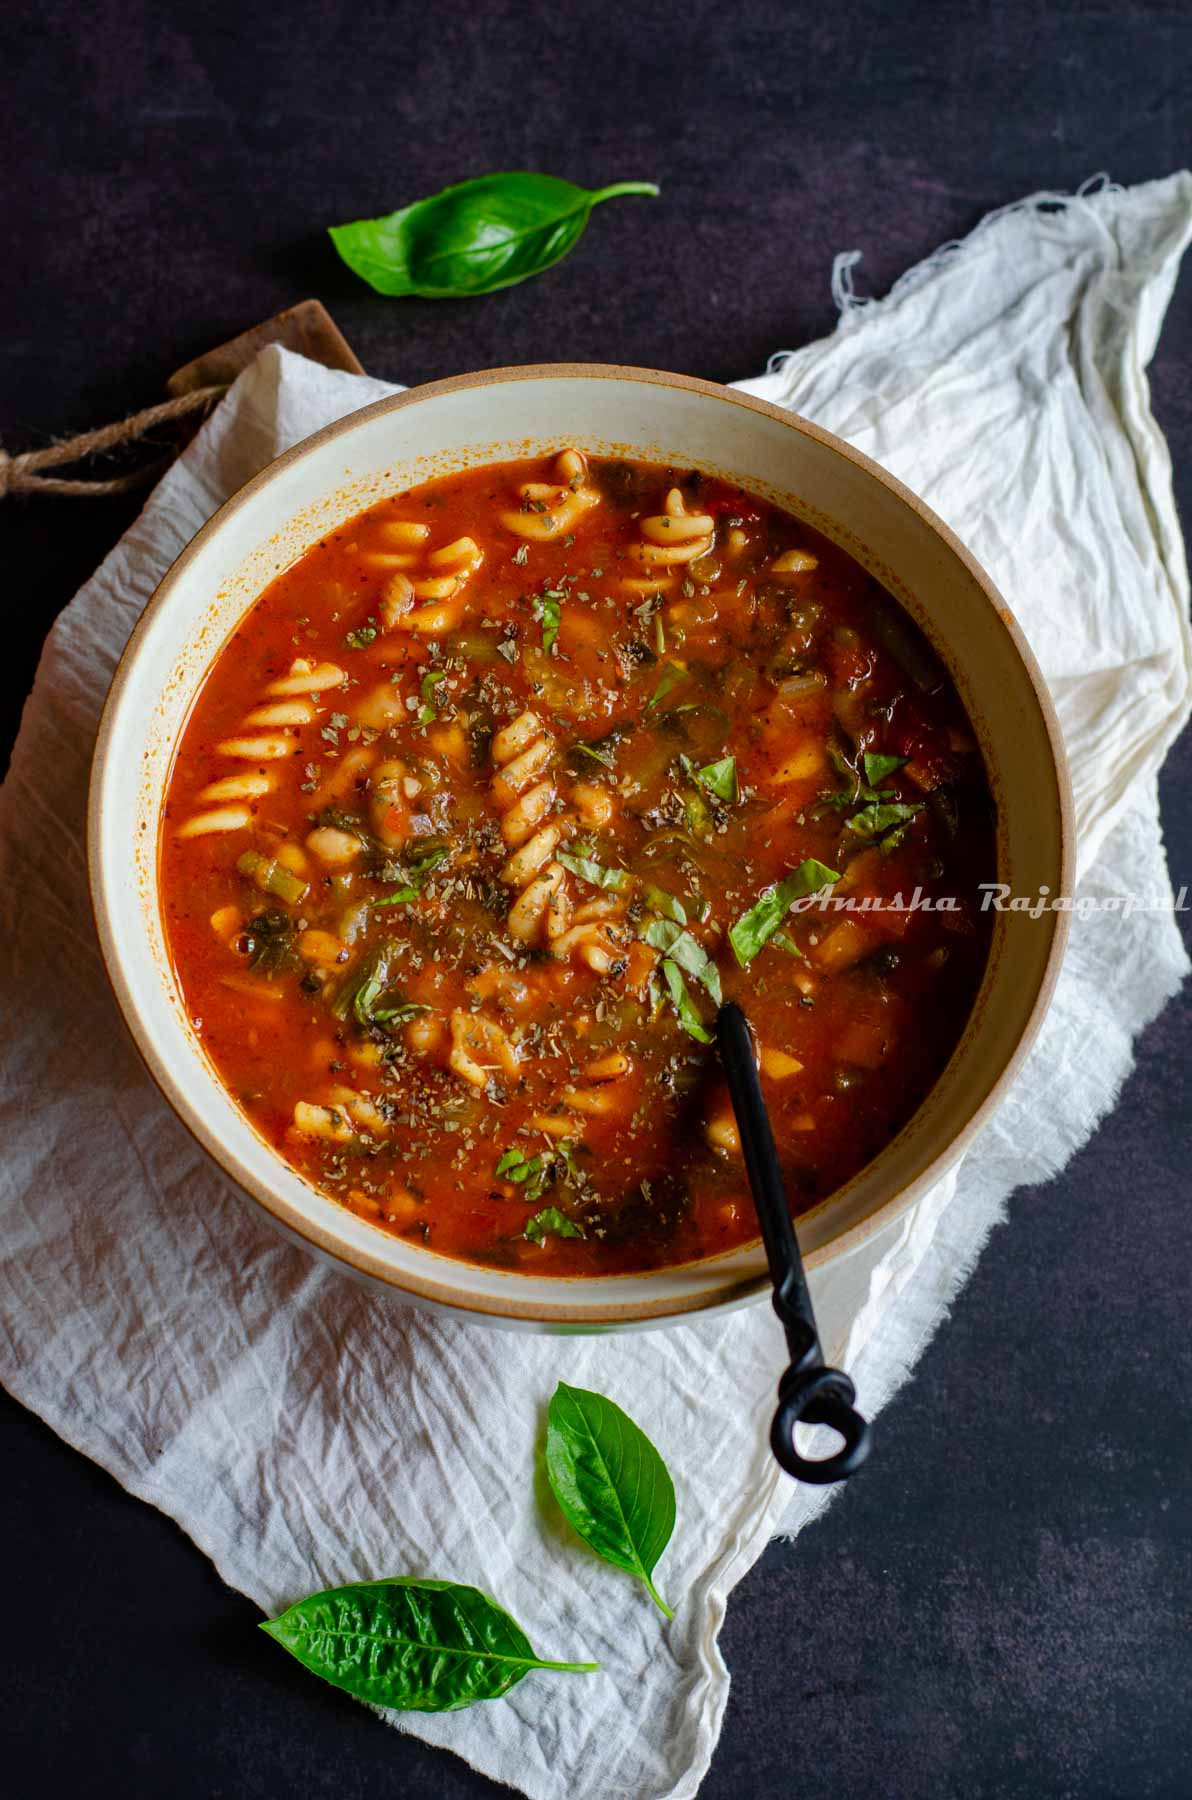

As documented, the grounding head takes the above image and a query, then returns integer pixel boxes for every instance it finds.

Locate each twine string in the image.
[0,384,228,498]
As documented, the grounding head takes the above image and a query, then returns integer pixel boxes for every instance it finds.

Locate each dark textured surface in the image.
[2,3,1190,1795]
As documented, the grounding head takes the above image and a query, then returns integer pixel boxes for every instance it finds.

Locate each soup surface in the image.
[161,451,995,1275]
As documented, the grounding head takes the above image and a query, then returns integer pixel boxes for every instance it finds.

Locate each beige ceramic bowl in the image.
[88,364,1072,1331]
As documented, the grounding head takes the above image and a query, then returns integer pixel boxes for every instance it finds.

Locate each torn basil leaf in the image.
[846,800,923,843]
[695,756,738,803]
[729,858,840,967]
[557,849,631,892]
[862,751,906,787]
[660,957,713,1042]
[643,918,722,1006]
[524,1206,584,1246]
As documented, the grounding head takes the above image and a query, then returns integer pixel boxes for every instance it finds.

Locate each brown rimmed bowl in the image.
[88,364,1073,1331]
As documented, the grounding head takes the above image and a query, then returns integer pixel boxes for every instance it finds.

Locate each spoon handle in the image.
[717,1002,871,1484]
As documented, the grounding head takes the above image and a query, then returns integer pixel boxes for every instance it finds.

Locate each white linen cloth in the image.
[2,173,1190,1800]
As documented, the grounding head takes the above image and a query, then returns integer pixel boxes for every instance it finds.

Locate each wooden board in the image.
[166,299,364,395]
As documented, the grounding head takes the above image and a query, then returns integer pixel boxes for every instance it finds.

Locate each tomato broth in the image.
[160,451,995,1275]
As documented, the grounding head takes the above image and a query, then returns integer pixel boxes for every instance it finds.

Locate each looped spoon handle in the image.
[716,1002,872,1485]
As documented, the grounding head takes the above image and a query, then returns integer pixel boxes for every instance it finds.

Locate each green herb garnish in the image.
[643,884,687,926]
[329,173,659,300]
[261,1578,598,1710]
[862,751,907,787]
[729,858,840,967]
[647,661,689,712]
[660,957,713,1042]
[417,669,448,724]
[344,624,378,649]
[695,756,738,804]
[524,1206,585,1246]
[845,800,923,848]
[643,918,722,1005]
[546,1382,676,1618]
[556,848,630,892]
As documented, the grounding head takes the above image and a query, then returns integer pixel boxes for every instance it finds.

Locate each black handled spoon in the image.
[716,1001,872,1484]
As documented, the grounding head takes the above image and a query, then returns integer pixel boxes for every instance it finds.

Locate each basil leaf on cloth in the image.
[330,173,659,299]
[261,1577,598,1711]
[546,1383,678,1618]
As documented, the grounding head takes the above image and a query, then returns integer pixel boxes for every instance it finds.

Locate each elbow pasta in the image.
[162,449,994,1275]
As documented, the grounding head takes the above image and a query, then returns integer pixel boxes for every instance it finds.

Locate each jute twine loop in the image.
[0,384,227,498]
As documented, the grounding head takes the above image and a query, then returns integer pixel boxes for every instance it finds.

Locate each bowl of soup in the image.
[88,365,1072,1329]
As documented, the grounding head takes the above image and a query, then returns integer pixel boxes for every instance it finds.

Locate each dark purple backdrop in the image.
[2,3,1190,1795]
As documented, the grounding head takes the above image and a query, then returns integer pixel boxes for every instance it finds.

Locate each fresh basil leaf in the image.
[261,1577,598,1711]
[846,800,922,841]
[569,741,615,769]
[643,919,722,1006]
[643,883,687,926]
[417,669,448,725]
[329,173,659,300]
[696,756,738,803]
[729,858,840,967]
[524,1205,584,1246]
[556,849,631,892]
[546,1382,677,1619]
[496,1148,549,1202]
[771,929,806,959]
[535,585,567,654]
[370,885,419,908]
[862,751,906,787]
[660,957,713,1042]
[372,999,431,1027]
[404,843,451,880]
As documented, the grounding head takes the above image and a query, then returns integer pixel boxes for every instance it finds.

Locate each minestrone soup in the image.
[160,451,995,1274]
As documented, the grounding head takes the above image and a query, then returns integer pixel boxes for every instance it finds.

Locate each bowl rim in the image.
[87,360,1074,1325]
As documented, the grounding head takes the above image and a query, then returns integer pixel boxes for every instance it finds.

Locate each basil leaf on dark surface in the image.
[729,858,840,966]
[546,1383,677,1618]
[330,173,659,299]
[261,1577,598,1711]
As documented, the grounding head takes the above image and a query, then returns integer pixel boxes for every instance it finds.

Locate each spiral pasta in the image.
[360,520,486,636]
[499,448,601,542]
[177,655,347,838]
[622,486,716,597]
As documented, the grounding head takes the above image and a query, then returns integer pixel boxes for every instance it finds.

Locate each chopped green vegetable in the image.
[643,919,722,1005]
[771,929,806,959]
[862,751,907,787]
[370,885,419,909]
[236,850,308,906]
[329,172,659,300]
[729,858,841,967]
[556,849,630,892]
[344,624,378,650]
[660,957,713,1042]
[695,756,738,804]
[333,940,427,1033]
[524,1206,585,1246]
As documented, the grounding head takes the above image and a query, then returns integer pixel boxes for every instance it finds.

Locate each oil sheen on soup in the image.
[161,450,995,1275]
